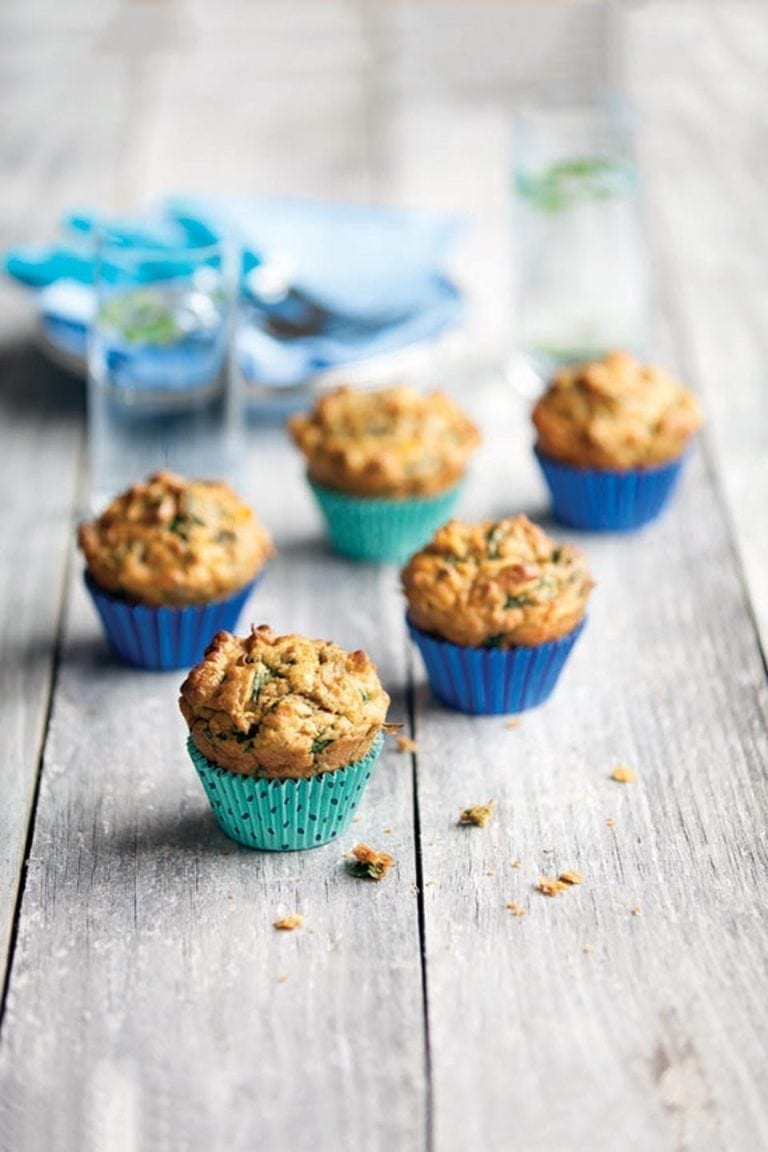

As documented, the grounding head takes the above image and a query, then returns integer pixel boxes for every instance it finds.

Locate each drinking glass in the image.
[512,102,649,374]
[87,235,243,510]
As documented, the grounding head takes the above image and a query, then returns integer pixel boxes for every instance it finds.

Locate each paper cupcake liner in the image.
[535,448,687,532]
[309,480,464,563]
[85,572,262,671]
[408,616,586,715]
[186,731,384,850]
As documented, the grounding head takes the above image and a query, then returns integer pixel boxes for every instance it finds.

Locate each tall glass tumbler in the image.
[513,102,649,373]
[87,235,243,510]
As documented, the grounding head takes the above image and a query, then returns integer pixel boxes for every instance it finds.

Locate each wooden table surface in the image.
[1,4,767,1151]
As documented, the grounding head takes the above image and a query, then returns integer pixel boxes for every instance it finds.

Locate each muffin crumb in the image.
[606,816,616,828]
[458,800,494,828]
[396,736,420,754]
[610,764,636,783]
[506,902,526,917]
[631,905,643,917]
[511,859,521,869]
[348,843,394,881]
[504,719,521,730]
[274,914,304,931]
[537,877,568,897]
[559,869,582,886]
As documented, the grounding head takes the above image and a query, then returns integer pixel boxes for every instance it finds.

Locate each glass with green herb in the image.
[87,234,243,510]
[512,102,649,372]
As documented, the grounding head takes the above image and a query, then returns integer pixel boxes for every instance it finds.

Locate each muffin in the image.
[532,351,703,530]
[288,385,481,562]
[179,625,391,849]
[402,515,593,714]
[79,471,273,670]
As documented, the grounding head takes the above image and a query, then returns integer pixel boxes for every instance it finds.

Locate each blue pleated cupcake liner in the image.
[408,616,586,715]
[535,448,687,532]
[186,731,384,850]
[309,479,464,563]
[84,572,262,671]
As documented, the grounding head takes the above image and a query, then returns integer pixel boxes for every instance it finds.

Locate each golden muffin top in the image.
[402,515,593,648]
[532,351,703,470]
[179,625,390,779]
[78,471,273,607]
[287,385,481,497]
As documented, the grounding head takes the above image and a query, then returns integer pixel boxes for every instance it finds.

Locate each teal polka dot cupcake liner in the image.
[186,731,384,851]
[309,479,464,563]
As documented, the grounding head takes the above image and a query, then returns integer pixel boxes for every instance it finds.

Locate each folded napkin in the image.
[4,198,465,389]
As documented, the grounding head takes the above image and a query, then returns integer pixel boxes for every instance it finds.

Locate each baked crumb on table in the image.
[347,843,394,881]
[536,877,569,897]
[458,801,494,828]
[396,736,420,754]
[274,915,304,931]
[610,764,637,783]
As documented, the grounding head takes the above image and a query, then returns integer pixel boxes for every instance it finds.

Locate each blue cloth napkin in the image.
[3,198,465,389]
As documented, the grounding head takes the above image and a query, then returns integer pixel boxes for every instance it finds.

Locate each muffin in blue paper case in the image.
[289,384,480,562]
[179,625,391,850]
[534,450,687,532]
[532,351,703,532]
[79,471,273,670]
[84,573,260,671]
[402,515,593,715]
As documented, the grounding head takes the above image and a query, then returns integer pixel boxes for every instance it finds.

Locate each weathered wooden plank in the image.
[2,2,767,1151]
[373,2,768,1145]
[627,0,768,661]
[0,432,428,1152]
[0,339,81,999]
[412,388,768,1152]
[0,0,126,998]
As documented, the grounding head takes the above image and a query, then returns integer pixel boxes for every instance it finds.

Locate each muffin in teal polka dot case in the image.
[288,384,481,564]
[179,624,391,851]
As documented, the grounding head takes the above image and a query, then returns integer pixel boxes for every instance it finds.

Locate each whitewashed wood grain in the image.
[1,2,767,1151]
[411,384,768,1152]
[0,431,429,1152]
[0,0,123,993]
[375,3,768,1149]
[0,340,81,998]
[627,1,768,662]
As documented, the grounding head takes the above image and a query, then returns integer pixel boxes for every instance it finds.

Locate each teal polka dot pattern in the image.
[186,732,384,851]
[309,479,464,563]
